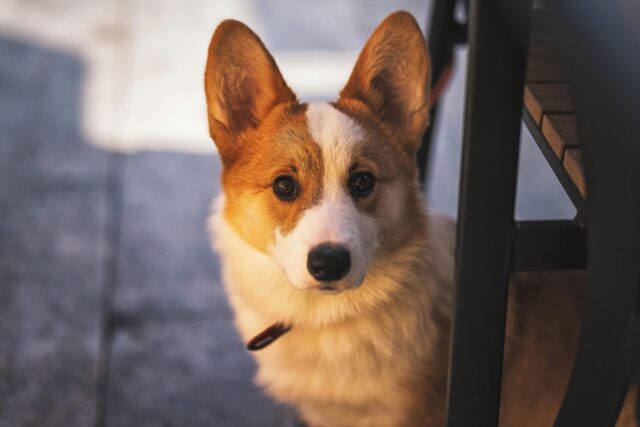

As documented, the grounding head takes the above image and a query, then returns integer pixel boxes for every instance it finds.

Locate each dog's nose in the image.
[307,243,351,282]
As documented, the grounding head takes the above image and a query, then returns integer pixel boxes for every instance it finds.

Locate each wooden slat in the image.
[524,83,574,125]
[564,148,587,197]
[523,11,586,202]
[528,10,558,57]
[526,12,569,83]
[526,54,568,83]
[528,29,557,58]
[541,114,579,160]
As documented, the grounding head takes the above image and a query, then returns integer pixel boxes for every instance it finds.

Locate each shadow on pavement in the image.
[0,35,294,427]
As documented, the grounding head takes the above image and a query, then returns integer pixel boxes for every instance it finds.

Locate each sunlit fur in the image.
[205,11,637,427]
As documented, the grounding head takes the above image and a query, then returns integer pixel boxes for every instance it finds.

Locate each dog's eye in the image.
[273,176,298,201]
[349,172,375,198]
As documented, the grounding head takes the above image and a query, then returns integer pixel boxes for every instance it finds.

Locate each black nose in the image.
[307,243,351,282]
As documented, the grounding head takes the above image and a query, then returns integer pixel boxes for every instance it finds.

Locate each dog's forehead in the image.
[305,102,365,182]
[306,102,364,150]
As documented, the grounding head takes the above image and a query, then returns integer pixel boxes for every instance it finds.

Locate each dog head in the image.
[205,12,430,293]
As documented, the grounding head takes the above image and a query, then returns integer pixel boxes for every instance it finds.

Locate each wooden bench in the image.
[523,15,586,208]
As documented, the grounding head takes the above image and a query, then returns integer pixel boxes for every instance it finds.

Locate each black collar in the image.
[246,322,292,351]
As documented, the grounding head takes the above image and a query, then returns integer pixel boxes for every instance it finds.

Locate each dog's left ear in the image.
[339,11,430,152]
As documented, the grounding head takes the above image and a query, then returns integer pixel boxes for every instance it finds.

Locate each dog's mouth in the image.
[308,277,366,293]
[310,267,370,292]
[314,282,342,293]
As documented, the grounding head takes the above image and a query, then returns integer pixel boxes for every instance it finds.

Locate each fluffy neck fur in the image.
[209,193,455,427]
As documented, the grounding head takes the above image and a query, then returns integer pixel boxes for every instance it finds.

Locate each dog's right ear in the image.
[339,12,430,153]
[204,20,297,166]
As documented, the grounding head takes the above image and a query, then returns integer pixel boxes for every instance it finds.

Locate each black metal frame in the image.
[513,220,586,271]
[445,1,532,425]
[521,108,585,214]
[417,0,467,184]
[439,0,640,426]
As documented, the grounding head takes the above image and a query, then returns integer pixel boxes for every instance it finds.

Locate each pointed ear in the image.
[339,11,430,152]
[204,20,297,165]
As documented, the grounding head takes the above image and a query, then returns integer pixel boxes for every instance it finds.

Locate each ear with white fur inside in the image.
[339,11,431,152]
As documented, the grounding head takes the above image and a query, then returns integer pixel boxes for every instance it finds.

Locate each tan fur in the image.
[205,20,330,252]
[221,102,325,252]
[204,19,298,166]
[340,12,431,151]
[205,11,637,427]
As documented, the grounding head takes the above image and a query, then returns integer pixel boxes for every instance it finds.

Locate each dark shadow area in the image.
[0,36,109,427]
[0,36,293,427]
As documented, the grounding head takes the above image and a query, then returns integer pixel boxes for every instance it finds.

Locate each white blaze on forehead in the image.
[271,103,378,290]
[306,102,364,194]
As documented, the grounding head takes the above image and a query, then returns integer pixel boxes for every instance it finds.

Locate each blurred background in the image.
[0,0,574,426]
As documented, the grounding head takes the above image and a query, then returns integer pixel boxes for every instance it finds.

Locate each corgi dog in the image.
[204,11,637,427]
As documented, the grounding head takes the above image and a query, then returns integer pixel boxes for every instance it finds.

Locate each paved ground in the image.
[0,33,294,427]
[0,1,574,426]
